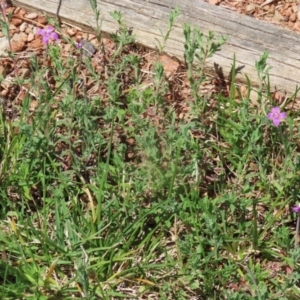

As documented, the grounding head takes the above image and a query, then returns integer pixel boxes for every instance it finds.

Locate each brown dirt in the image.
[0,5,232,125]
[205,0,300,33]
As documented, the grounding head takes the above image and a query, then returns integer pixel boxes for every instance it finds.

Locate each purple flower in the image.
[37,26,59,45]
[76,42,82,49]
[293,206,300,213]
[1,0,7,10]
[267,107,287,127]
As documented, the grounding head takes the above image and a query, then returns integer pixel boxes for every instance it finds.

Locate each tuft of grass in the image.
[0,4,300,300]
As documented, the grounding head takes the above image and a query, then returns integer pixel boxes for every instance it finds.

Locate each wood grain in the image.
[11,0,300,95]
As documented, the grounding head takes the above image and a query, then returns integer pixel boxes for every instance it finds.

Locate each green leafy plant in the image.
[156,6,180,54]
[1,5,300,300]
[110,10,135,58]
[183,24,227,109]
[89,0,102,41]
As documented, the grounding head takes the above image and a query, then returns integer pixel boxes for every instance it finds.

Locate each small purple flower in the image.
[267,107,287,127]
[1,0,7,10]
[76,42,82,49]
[37,26,59,45]
[293,206,300,213]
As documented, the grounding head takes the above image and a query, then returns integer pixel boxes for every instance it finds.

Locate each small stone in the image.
[29,38,43,49]
[293,20,300,31]
[75,30,83,41]
[64,43,72,52]
[268,6,276,15]
[27,32,34,42]
[290,12,297,22]
[102,38,115,51]
[208,0,221,5]
[30,100,38,112]
[246,3,256,12]
[18,68,31,78]
[9,24,17,31]
[25,12,38,19]
[14,7,21,14]
[36,16,47,25]
[0,37,9,56]
[20,32,28,42]
[10,40,26,52]
[12,32,28,43]
[273,91,285,102]
[25,26,32,34]
[285,7,293,17]
[272,10,282,22]
[32,26,39,35]
[292,5,298,13]
[81,32,89,40]
[90,37,100,46]
[282,16,289,22]
[88,33,96,40]
[208,0,220,5]
[11,16,22,26]
[17,88,27,103]
[19,22,28,32]
[17,8,27,17]
[75,33,83,41]
[66,27,77,37]
[158,55,179,78]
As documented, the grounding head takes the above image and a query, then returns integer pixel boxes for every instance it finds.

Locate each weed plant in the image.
[0,4,300,300]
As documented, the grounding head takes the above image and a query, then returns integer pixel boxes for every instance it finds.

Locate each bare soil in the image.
[206,0,300,33]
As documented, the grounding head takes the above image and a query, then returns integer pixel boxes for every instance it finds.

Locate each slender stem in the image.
[44,44,48,64]
[78,48,82,72]
[1,0,7,22]
[253,199,258,250]
[187,62,198,107]
[295,213,300,247]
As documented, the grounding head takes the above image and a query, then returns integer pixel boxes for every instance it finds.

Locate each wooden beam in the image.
[11,0,300,95]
